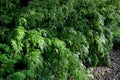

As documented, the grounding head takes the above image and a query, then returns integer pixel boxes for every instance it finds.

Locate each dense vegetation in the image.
[112,27,120,49]
[0,0,120,80]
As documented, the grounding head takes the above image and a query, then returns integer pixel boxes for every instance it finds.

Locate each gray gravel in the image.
[93,50,120,80]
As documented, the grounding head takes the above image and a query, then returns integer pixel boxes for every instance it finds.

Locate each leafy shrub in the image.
[0,0,120,79]
[112,27,120,49]
[0,27,92,80]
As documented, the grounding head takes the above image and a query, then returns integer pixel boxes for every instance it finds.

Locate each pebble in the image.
[92,50,120,80]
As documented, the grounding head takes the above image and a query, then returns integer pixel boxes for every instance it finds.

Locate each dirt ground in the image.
[93,50,120,80]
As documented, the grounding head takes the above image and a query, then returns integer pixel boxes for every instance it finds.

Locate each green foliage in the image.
[113,38,120,49]
[6,72,26,80]
[112,27,120,49]
[0,0,119,79]
[112,27,120,38]
[0,28,92,79]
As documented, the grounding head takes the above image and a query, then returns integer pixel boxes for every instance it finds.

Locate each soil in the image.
[93,50,120,80]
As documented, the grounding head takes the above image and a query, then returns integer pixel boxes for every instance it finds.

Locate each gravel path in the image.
[93,50,120,80]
